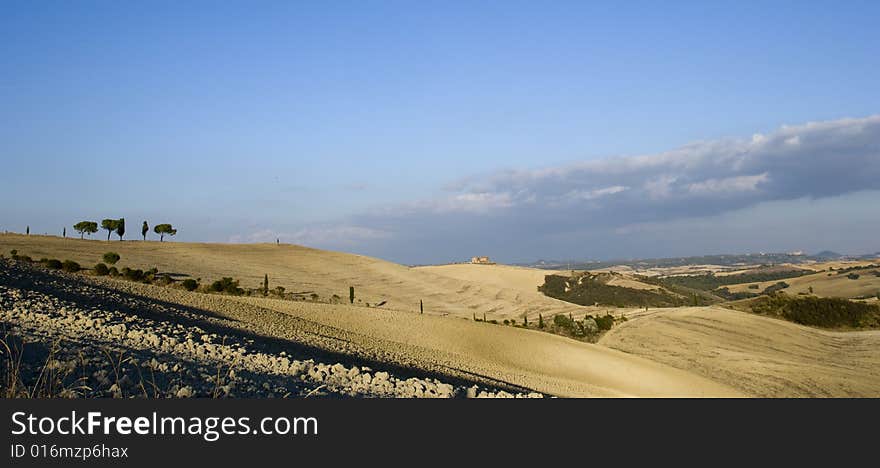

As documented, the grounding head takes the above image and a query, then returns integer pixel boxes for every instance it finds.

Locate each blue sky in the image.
[2,1,879,263]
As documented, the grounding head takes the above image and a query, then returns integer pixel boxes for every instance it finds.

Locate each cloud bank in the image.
[251,116,880,263]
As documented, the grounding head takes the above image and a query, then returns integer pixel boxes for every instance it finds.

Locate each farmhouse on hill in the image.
[470,256,494,265]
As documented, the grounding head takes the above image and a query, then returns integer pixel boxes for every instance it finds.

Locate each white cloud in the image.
[687,173,769,195]
[565,185,629,201]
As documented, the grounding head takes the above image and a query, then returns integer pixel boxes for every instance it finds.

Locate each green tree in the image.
[142,221,149,241]
[349,286,355,304]
[153,223,177,242]
[263,274,269,296]
[73,221,98,239]
[101,219,118,241]
[538,313,544,329]
[115,218,125,241]
[420,299,424,314]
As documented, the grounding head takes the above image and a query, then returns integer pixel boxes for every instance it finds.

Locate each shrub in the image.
[108,266,119,276]
[763,281,789,294]
[594,314,615,331]
[847,273,860,280]
[123,268,144,281]
[102,252,120,265]
[94,263,109,276]
[181,279,199,291]
[748,284,760,289]
[210,277,243,295]
[553,314,573,329]
[44,259,62,269]
[61,260,81,273]
[155,275,173,286]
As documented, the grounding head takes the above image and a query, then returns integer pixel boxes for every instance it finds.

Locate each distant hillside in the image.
[812,250,843,260]
[521,250,873,270]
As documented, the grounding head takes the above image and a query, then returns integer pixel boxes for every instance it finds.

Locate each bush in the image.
[763,281,790,294]
[847,273,860,280]
[553,314,573,329]
[102,252,120,265]
[61,260,81,273]
[210,277,243,295]
[181,279,199,291]
[154,274,172,286]
[594,314,615,331]
[108,266,119,276]
[123,268,144,281]
[94,263,109,275]
[748,284,760,289]
[44,259,62,269]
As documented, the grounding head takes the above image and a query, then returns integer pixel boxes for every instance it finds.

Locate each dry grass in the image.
[0,233,586,321]
[723,267,880,298]
[600,306,880,397]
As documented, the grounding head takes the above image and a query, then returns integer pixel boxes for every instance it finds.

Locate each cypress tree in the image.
[349,286,355,304]
[263,274,269,296]
[115,218,125,241]
[538,313,544,329]
[419,299,423,314]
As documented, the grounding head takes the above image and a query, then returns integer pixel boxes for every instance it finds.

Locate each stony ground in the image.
[0,259,542,398]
